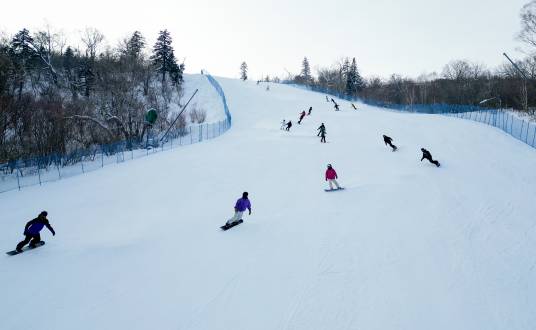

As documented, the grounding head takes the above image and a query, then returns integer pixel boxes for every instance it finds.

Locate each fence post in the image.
[525,122,530,143]
[37,165,42,185]
[532,125,536,147]
[510,114,513,134]
[81,159,85,173]
[521,120,525,141]
[101,145,104,167]
[190,126,193,144]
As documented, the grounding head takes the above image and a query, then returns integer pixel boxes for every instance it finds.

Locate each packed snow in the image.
[1,77,536,330]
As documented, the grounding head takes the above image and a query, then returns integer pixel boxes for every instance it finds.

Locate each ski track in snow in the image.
[1,78,536,330]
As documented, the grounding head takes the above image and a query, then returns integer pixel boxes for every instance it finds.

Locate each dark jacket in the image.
[421,149,432,160]
[383,135,392,144]
[24,217,55,236]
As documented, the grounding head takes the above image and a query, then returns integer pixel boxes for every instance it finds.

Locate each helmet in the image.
[39,211,48,217]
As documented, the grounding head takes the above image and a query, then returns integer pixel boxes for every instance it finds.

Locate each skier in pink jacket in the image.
[325,164,341,190]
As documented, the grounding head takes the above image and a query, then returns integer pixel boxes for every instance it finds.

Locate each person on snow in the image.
[317,123,326,136]
[420,148,440,167]
[330,98,336,104]
[326,95,330,102]
[280,119,287,130]
[334,103,340,111]
[320,130,327,143]
[15,211,55,252]
[286,120,293,131]
[325,164,341,190]
[352,103,357,110]
[308,107,312,115]
[226,192,252,226]
[383,135,397,151]
[298,111,306,124]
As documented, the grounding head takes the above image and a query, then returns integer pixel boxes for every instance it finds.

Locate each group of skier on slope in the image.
[9,96,445,250]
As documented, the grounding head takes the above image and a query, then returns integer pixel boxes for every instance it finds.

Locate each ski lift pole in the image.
[160,89,199,142]
[503,53,529,80]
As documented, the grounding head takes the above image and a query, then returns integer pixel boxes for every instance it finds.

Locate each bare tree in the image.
[519,1,536,51]
[81,27,104,59]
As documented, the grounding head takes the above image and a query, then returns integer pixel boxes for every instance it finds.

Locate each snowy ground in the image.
[171,74,226,123]
[1,78,536,330]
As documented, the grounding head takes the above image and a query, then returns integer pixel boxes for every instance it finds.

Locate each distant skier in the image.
[330,98,335,104]
[280,119,287,130]
[308,106,312,115]
[420,148,440,167]
[334,103,340,111]
[15,211,55,253]
[325,164,341,190]
[286,120,293,131]
[320,130,327,143]
[326,95,330,102]
[317,123,326,136]
[383,135,397,151]
[298,111,306,124]
[352,103,357,110]
[226,192,252,226]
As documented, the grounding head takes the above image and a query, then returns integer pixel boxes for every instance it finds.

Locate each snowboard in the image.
[324,187,345,192]
[220,219,243,231]
[6,241,45,256]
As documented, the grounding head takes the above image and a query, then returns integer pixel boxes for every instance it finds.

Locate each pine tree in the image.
[126,31,145,59]
[345,57,364,96]
[151,30,178,84]
[240,62,248,80]
[63,46,79,98]
[301,57,312,84]
[9,28,37,99]
[10,29,35,60]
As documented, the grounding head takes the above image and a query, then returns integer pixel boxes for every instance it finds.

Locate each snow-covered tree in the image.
[151,30,182,85]
[240,61,248,80]
[126,31,145,59]
[346,57,364,96]
[9,29,37,99]
[300,57,312,84]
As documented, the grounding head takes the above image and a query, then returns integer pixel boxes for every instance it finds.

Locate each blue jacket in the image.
[234,198,251,212]
[24,217,55,236]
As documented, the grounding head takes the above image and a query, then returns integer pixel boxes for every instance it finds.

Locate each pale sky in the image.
[0,0,529,79]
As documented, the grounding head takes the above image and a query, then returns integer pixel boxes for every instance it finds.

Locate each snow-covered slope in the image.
[178,74,226,123]
[1,78,536,330]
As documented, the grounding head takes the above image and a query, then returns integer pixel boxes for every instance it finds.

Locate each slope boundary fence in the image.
[290,84,536,150]
[0,74,232,193]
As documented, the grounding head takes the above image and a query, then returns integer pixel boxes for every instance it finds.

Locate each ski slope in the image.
[1,78,536,330]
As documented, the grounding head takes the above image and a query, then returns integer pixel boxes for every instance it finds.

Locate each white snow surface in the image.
[169,74,226,123]
[1,78,536,330]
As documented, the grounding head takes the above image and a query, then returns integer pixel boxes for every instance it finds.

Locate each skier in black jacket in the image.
[308,107,312,115]
[16,211,55,252]
[317,123,326,136]
[420,148,440,167]
[383,135,397,151]
[285,120,293,131]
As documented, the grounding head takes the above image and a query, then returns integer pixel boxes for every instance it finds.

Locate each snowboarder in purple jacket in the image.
[226,192,252,225]
[16,211,55,252]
